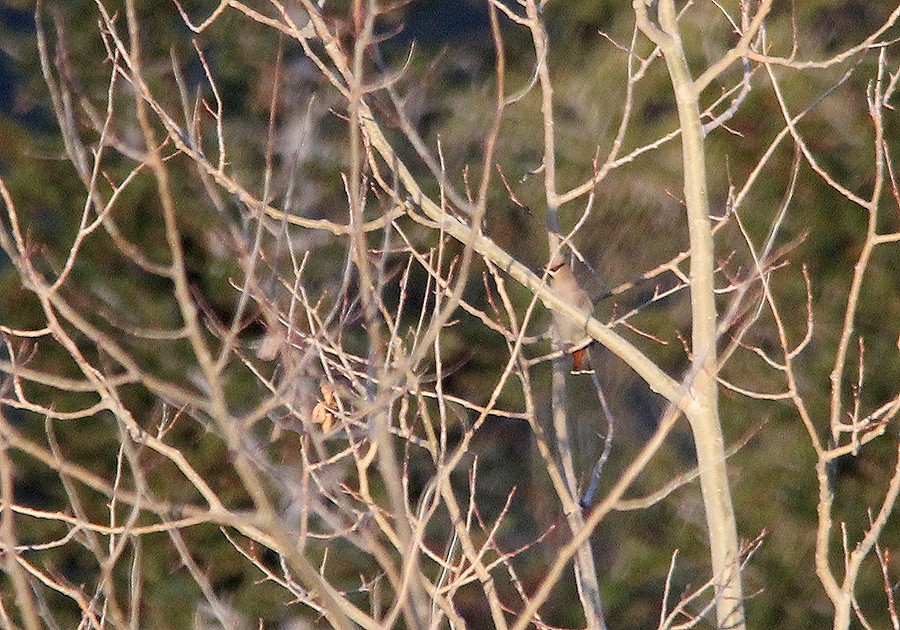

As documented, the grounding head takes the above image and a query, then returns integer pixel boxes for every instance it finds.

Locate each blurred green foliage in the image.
[0,0,898,627]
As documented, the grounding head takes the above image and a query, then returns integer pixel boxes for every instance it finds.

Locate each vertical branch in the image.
[348,2,429,624]
[524,1,607,627]
[525,0,561,250]
[0,428,41,630]
[634,1,746,627]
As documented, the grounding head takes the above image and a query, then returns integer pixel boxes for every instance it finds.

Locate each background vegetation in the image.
[0,1,898,628]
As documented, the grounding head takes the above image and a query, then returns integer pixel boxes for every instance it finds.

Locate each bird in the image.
[547,258,595,373]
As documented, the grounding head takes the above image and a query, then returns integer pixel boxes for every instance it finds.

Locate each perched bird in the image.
[548,258,595,373]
